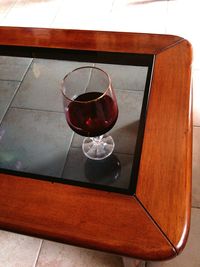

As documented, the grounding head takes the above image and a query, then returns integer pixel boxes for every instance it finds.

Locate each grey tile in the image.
[62,147,134,190]
[146,208,200,267]
[112,90,144,154]
[36,240,123,267]
[12,58,94,112]
[0,108,72,177]
[192,126,200,207]
[94,63,148,91]
[72,90,144,154]
[0,56,32,81]
[0,80,19,122]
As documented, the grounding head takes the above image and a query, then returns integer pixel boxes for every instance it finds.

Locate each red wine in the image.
[65,92,118,137]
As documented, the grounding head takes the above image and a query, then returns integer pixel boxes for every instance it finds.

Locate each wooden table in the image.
[0,27,192,261]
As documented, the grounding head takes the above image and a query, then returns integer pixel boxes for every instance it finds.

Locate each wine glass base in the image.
[82,135,115,160]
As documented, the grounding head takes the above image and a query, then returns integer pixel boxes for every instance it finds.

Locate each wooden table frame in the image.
[0,27,192,261]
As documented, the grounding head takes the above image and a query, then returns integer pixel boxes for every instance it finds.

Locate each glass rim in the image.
[61,66,112,104]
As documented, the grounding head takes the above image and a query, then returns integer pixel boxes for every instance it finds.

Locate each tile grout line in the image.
[9,106,64,114]
[59,66,90,178]
[8,58,34,106]
[0,2,198,267]
[60,131,75,178]
[60,63,95,179]
[33,239,44,267]
[49,0,65,28]
[0,79,22,82]
[0,81,20,125]
[110,0,117,13]
[164,0,170,34]
[0,59,33,125]
[0,0,17,24]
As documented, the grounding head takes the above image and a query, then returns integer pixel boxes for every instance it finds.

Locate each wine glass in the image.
[61,66,118,160]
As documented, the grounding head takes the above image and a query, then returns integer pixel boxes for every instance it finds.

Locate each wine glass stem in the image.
[91,135,104,144]
[82,134,115,160]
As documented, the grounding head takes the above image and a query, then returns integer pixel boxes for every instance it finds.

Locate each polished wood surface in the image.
[136,40,192,254]
[0,26,182,54]
[0,26,192,260]
[0,173,175,260]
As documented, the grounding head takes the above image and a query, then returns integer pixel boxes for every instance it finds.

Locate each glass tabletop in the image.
[0,52,153,194]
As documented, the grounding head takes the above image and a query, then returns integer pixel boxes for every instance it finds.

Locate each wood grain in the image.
[0,26,182,54]
[136,39,193,253]
[0,173,175,260]
[0,27,192,260]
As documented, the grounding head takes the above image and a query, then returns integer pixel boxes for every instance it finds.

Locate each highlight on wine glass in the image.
[61,66,118,160]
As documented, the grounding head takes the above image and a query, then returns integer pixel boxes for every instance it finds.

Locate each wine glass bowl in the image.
[61,66,118,160]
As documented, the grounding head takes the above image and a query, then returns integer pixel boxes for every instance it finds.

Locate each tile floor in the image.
[0,0,199,266]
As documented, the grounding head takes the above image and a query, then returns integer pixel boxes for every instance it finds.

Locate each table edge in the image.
[0,27,192,260]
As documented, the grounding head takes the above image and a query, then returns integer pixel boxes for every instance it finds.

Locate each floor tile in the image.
[0,230,42,267]
[146,208,200,267]
[12,58,93,112]
[0,0,16,23]
[193,70,200,126]
[0,0,63,27]
[0,1,199,267]
[166,0,197,38]
[0,56,32,81]
[166,0,200,70]
[0,107,72,177]
[110,0,168,33]
[51,0,114,31]
[72,89,144,154]
[0,80,19,123]
[62,147,133,190]
[36,240,123,267]
[192,127,200,208]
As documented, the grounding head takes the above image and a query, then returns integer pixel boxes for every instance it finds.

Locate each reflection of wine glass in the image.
[61,66,118,160]
[85,155,121,184]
